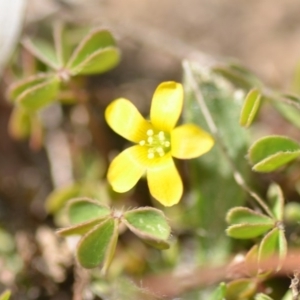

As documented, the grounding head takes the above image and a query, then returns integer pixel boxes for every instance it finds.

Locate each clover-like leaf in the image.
[209,282,226,300]
[258,227,287,271]
[248,135,300,172]
[22,37,60,70]
[77,218,117,269]
[68,198,111,225]
[67,29,120,75]
[123,207,171,250]
[226,278,257,300]
[69,47,120,76]
[226,223,274,239]
[0,290,11,300]
[57,218,106,237]
[45,183,82,214]
[8,73,52,102]
[255,293,274,300]
[239,88,261,128]
[17,75,60,111]
[267,183,284,221]
[226,207,274,225]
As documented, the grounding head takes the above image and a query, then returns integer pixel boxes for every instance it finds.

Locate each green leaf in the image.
[69,47,120,75]
[209,282,226,300]
[67,29,118,73]
[248,135,300,172]
[284,202,300,223]
[271,94,300,129]
[239,88,261,128]
[267,183,284,221]
[0,290,11,300]
[22,37,59,69]
[282,290,293,300]
[226,223,273,239]
[17,75,60,111]
[226,278,257,300]
[77,218,117,269]
[45,183,82,213]
[123,207,171,250]
[53,22,68,66]
[68,198,111,225]
[182,62,250,259]
[212,62,262,90]
[255,293,274,300]
[226,207,274,225]
[258,227,287,271]
[57,218,106,237]
[7,73,52,102]
[8,107,31,139]
[245,245,259,277]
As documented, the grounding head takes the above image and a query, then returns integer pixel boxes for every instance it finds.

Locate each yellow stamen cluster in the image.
[139,129,171,159]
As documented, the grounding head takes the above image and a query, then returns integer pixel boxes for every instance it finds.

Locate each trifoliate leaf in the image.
[248,135,300,172]
[17,75,60,111]
[226,278,257,300]
[267,183,284,221]
[77,218,117,269]
[123,207,171,250]
[226,223,274,239]
[68,198,111,225]
[239,88,261,128]
[226,207,274,225]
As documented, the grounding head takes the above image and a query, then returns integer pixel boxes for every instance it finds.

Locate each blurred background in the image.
[1,0,300,299]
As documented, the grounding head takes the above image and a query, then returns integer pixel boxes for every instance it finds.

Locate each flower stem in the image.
[183,60,274,218]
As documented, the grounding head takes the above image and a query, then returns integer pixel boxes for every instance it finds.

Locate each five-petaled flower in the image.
[105,81,214,206]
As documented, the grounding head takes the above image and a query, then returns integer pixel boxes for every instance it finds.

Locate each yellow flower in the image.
[105,81,214,206]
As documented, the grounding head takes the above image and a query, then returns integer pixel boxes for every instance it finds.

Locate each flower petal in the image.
[150,82,183,132]
[171,124,214,159]
[147,157,183,206]
[105,98,152,143]
[107,145,148,193]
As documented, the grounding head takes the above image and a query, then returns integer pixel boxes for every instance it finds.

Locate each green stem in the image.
[183,60,274,218]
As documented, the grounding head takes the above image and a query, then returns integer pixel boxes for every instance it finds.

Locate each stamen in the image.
[147,137,153,144]
[147,129,154,136]
[139,140,146,146]
[148,152,155,159]
[164,141,170,147]
[158,131,165,140]
[156,147,165,156]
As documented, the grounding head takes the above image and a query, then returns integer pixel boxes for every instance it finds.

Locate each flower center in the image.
[139,129,171,159]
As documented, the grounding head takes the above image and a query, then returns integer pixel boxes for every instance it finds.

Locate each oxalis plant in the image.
[6,24,300,299]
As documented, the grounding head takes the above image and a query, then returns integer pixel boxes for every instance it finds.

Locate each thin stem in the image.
[183,60,274,218]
